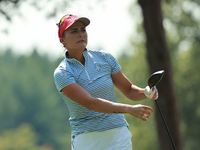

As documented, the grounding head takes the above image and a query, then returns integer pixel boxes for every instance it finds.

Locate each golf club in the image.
[148,70,177,150]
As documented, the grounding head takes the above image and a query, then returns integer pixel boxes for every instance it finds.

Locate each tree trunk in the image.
[138,0,182,149]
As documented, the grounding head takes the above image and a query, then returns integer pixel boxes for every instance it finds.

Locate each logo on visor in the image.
[58,15,79,27]
[68,16,78,21]
[58,17,66,27]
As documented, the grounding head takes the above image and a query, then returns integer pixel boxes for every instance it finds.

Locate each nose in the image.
[79,31,84,37]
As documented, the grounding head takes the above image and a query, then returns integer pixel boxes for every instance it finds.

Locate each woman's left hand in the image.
[144,86,158,100]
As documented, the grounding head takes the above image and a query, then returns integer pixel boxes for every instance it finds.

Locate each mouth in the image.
[77,40,85,43]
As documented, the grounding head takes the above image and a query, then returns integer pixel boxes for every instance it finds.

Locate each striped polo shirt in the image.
[54,49,128,136]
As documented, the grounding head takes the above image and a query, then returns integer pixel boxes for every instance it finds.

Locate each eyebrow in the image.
[71,27,86,31]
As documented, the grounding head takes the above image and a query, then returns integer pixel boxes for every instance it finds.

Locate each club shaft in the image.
[155,100,177,150]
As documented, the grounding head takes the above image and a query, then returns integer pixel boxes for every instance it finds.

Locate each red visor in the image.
[58,14,90,38]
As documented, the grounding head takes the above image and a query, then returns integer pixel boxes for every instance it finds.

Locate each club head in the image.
[148,70,165,88]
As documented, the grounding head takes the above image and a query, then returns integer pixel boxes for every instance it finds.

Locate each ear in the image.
[60,38,67,47]
[59,38,64,44]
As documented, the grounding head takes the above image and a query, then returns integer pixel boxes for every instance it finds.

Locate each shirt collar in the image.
[65,48,88,64]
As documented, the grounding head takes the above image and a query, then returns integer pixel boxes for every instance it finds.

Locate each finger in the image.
[143,105,154,113]
[141,115,148,121]
[143,110,152,116]
[139,107,152,115]
[131,105,152,121]
[143,113,149,118]
[138,114,148,121]
[140,112,150,121]
[134,112,149,121]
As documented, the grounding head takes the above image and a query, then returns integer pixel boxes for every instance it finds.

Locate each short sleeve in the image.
[106,52,121,75]
[54,68,76,92]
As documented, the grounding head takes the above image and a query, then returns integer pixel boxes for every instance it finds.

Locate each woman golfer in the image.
[54,14,158,150]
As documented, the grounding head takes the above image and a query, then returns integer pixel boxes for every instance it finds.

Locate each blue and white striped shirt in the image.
[54,49,128,136]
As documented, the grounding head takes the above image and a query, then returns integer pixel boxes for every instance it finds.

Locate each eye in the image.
[71,29,78,33]
[81,28,86,32]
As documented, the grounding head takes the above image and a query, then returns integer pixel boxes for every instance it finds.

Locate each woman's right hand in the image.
[128,104,153,121]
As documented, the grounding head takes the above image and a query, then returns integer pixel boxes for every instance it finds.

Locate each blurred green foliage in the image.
[163,0,200,149]
[0,123,40,150]
[0,50,71,149]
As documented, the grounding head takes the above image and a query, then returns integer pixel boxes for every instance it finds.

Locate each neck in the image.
[67,49,86,65]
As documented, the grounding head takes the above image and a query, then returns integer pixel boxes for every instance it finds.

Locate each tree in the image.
[0,123,40,150]
[175,44,200,150]
[0,0,21,21]
[137,0,182,149]
[0,0,69,21]
[0,50,71,149]
[163,0,200,149]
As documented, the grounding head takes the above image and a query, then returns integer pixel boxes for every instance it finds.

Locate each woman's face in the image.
[60,21,88,51]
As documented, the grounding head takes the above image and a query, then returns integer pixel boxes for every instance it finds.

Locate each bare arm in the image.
[62,83,153,121]
[112,70,147,101]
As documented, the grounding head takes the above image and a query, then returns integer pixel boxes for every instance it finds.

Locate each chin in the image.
[78,44,87,49]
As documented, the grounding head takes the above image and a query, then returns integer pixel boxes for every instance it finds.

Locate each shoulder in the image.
[54,59,72,77]
[87,49,111,56]
[87,49,115,60]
